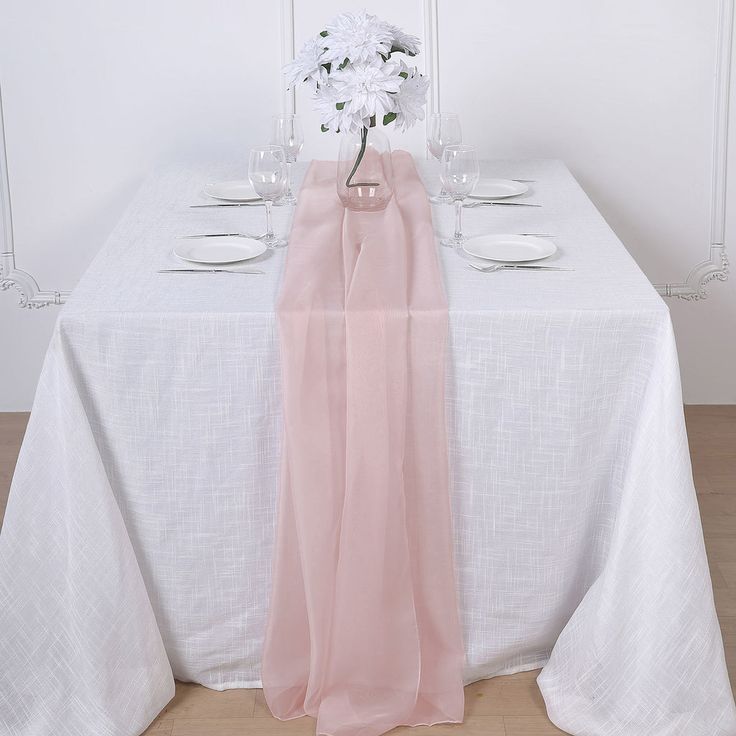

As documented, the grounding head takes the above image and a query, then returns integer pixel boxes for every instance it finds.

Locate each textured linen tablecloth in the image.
[1,158,734,736]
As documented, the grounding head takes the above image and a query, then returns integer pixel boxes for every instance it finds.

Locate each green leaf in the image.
[335,102,345,110]
[322,62,332,74]
[321,124,329,133]
[383,112,397,126]
[369,114,376,128]
[391,45,417,58]
[319,30,328,37]
[338,57,350,70]
[399,71,409,79]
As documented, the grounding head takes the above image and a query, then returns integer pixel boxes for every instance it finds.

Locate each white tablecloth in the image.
[1,159,734,736]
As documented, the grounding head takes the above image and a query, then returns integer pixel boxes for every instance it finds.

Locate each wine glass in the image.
[440,145,479,248]
[427,113,462,203]
[248,146,287,248]
[271,114,303,205]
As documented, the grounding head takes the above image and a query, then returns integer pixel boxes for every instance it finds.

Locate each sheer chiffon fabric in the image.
[263,152,465,736]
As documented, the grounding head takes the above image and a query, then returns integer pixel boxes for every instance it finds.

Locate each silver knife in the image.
[190,202,265,208]
[469,263,572,272]
[500,264,572,270]
[177,233,264,239]
[157,268,264,274]
[469,201,543,207]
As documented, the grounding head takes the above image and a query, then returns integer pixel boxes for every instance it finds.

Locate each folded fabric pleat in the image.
[263,151,464,736]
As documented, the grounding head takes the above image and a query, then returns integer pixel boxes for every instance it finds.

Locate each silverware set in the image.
[176,174,571,276]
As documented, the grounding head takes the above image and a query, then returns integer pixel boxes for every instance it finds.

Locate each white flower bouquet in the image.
[285,11,429,205]
[286,11,429,136]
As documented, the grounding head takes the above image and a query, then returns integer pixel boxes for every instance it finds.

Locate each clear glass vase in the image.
[336,127,394,212]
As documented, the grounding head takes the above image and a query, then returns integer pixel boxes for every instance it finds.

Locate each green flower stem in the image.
[346,127,379,188]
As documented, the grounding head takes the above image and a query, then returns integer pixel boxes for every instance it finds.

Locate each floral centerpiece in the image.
[285,11,429,210]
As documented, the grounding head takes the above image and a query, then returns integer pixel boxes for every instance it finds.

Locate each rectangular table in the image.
[1,158,733,736]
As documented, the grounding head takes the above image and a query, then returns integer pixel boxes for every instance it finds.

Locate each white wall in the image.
[1,0,735,408]
[0,0,282,409]
[434,0,736,402]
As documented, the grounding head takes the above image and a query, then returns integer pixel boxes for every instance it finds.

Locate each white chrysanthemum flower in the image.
[386,24,421,56]
[313,83,345,132]
[284,36,329,90]
[322,10,393,65]
[330,60,403,130]
[393,69,430,131]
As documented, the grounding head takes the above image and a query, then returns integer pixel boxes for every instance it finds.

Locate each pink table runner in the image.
[262,152,464,736]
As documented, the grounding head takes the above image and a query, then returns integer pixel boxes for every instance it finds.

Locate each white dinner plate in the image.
[463,234,557,262]
[469,178,529,199]
[203,180,260,202]
[174,237,267,265]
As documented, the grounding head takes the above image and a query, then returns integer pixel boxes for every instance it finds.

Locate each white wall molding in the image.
[0,83,70,308]
[423,0,441,116]
[280,0,296,114]
[654,0,733,299]
[424,0,733,301]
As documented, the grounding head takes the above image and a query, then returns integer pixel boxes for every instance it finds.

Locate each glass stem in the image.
[454,199,463,242]
[265,200,274,240]
[286,161,292,197]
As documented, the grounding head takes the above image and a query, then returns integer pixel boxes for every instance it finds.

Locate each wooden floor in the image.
[1,406,734,736]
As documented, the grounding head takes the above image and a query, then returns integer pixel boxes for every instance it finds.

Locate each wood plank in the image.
[711,563,729,590]
[172,718,314,736]
[720,617,736,647]
[159,682,256,720]
[707,537,736,564]
[0,412,28,528]
[698,494,736,516]
[504,715,570,735]
[142,716,174,734]
[465,679,547,718]
[718,564,736,589]
[706,475,736,494]
[702,515,736,538]
[390,718,506,735]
